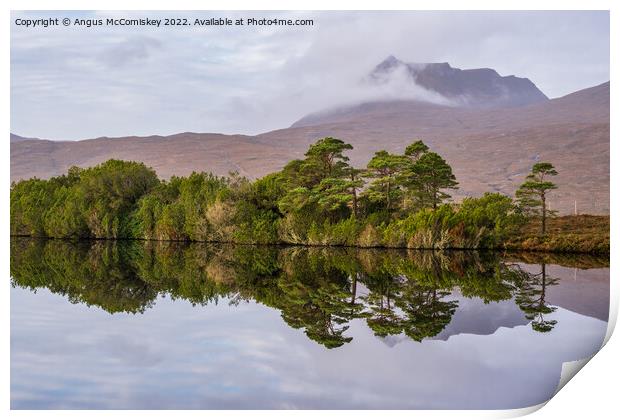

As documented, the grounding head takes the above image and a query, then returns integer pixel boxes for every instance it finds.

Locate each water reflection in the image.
[10,238,610,409]
[10,239,609,348]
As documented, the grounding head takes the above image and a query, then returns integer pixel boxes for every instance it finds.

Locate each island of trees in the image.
[10,138,609,253]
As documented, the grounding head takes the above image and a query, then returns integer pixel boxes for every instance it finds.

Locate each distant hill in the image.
[10,133,41,143]
[10,59,609,215]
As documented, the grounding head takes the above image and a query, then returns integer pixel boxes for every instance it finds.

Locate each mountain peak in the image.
[373,55,403,72]
[369,56,548,108]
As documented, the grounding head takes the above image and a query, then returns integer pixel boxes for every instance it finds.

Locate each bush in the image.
[457,193,524,248]
[11,158,600,253]
[357,224,382,247]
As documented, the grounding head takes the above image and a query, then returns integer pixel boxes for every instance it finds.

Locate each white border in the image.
[3,1,617,419]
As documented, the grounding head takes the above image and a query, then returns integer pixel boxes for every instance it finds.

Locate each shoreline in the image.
[10,234,610,256]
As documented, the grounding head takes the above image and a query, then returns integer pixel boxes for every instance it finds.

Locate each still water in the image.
[10,238,609,409]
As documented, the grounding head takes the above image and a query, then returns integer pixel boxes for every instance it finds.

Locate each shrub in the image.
[357,224,382,247]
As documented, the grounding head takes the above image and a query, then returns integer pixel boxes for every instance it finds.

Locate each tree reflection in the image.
[362,271,403,338]
[10,239,157,314]
[397,282,458,342]
[271,249,367,348]
[11,238,594,347]
[513,263,559,332]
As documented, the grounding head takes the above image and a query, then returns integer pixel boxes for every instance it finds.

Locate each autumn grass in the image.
[505,215,609,254]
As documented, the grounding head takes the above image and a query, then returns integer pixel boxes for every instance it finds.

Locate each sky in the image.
[10,10,610,140]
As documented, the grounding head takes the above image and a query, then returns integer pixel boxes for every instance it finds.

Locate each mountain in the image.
[369,55,549,108]
[293,56,549,128]
[267,82,609,214]
[10,63,609,215]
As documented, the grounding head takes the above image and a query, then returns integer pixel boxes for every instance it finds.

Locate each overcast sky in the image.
[11,10,609,140]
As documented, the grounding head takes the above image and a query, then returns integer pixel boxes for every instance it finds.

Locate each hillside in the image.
[10,76,609,215]
[259,81,610,214]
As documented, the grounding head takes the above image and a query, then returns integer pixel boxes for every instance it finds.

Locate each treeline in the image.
[11,239,571,347]
[11,138,559,250]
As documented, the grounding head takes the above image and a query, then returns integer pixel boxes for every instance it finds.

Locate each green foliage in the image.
[516,162,559,235]
[360,140,459,216]
[10,143,574,252]
[363,150,409,212]
[131,172,232,241]
[457,193,525,248]
[276,137,359,237]
[11,177,67,236]
[304,136,353,178]
[233,208,280,244]
[404,139,429,160]
[11,160,158,238]
[314,176,363,216]
[405,152,459,210]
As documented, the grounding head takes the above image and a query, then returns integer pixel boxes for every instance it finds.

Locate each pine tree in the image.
[363,150,409,212]
[408,152,458,210]
[516,162,558,235]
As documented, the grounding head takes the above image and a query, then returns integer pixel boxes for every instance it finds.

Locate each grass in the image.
[505,215,609,254]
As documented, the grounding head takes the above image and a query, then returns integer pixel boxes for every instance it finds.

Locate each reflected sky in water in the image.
[10,240,609,409]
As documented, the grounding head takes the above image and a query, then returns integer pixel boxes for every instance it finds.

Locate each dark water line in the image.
[8,234,610,256]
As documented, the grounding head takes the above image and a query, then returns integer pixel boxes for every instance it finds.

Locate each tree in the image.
[346,168,364,219]
[304,137,353,179]
[404,139,429,161]
[364,150,409,212]
[516,162,558,235]
[277,137,356,222]
[279,159,320,189]
[313,175,364,218]
[407,152,458,210]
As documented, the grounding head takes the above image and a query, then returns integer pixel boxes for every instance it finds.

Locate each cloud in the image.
[10,276,608,409]
[360,60,456,105]
[99,36,163,68]
[10,10,609,140]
